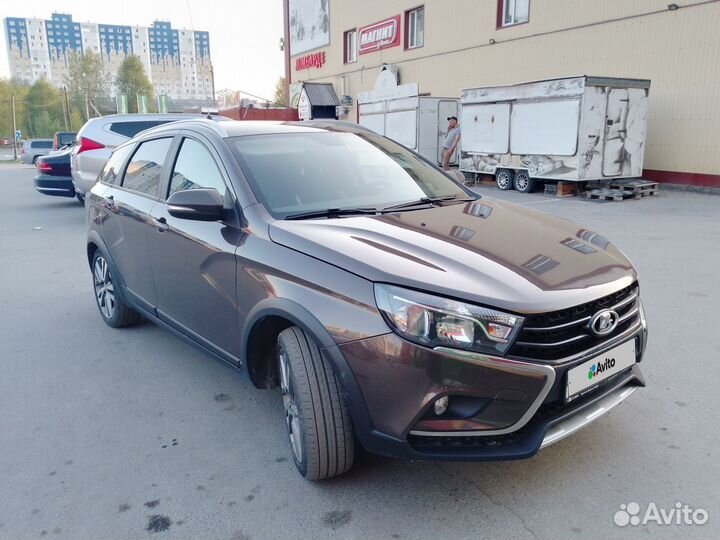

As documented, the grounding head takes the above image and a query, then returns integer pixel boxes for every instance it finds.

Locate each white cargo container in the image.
[459,76,651,192]
[358,67,459,165]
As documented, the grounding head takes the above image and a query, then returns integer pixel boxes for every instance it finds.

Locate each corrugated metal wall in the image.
[220,107,299,121]
[292,0,720,182]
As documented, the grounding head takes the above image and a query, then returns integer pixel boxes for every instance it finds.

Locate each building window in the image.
[499,0,529,27]
[405,6,424,49]
[343,29,356,64]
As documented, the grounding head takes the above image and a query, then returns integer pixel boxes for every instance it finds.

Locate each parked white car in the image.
[71,113,230,203]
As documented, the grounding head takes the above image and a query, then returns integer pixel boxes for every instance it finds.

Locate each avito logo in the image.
[588,357,616,380]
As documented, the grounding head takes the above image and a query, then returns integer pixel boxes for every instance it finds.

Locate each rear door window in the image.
[99,144,135,185]
[121,138,173,197]
[32,140,53,149]
[108,121,173,139]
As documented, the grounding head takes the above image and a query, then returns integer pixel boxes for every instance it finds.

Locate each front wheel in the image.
[277,327,355,480]
[514,170,536,193]
[496,169,514,190]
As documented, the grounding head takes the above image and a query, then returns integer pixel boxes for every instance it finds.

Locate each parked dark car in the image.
[34,147,75,198]
[53,131,77,150]
[86,120,648,480]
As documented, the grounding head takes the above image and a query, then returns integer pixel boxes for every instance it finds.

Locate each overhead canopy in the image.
[298,83,340,120]
[302,83,340,107]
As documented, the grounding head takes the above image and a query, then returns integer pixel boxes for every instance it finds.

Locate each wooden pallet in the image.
[585,188,627,201]
[609,179,659,195]
[584,186,658,201]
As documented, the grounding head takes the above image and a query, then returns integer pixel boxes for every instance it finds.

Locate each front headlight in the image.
[374,284,523,355]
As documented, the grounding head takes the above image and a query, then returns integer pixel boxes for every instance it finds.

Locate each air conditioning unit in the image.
[380,63,399,84]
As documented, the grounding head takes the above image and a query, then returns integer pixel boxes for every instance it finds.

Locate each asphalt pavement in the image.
[0,164,718,540]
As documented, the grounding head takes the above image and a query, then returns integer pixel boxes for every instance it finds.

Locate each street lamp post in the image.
[11,94,18,161]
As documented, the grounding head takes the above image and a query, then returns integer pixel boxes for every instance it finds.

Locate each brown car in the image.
[86,120,648,480]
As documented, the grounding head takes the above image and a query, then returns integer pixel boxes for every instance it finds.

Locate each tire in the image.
[513,170,535,193]
[277,326,354,480]
[76,193,85,206]
[91,250,142,328]
[32,156,38,165]
[496,169,514,190]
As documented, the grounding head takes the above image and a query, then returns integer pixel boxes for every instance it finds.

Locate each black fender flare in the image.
[242,298,375,446]
[86,231,131,301]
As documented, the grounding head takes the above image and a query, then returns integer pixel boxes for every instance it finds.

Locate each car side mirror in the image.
[167,188,224,221]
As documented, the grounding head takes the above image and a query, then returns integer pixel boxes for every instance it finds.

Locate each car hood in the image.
[269,199,637,313]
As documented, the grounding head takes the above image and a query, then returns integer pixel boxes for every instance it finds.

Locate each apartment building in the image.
[4,13,213,101]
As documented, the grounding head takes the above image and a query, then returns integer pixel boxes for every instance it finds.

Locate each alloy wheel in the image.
[279,346,303,463]
[497,170,512,189]
[93,256,115,319]
[515,172,530,191]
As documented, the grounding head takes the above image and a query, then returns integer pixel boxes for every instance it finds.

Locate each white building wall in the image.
[131,26,153,87]
[290,0,720,179]
[25,18,51,82]
[80,23,100,55]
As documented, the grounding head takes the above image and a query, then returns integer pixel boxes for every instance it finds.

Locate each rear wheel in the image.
[277,326,354,480]
[514,170,536,193]
[76,193,85,206]
[91,251,142,328]
[32,156,38,165]
[496,169,514,190]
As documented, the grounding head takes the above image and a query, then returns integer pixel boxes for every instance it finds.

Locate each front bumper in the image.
[34,174,75,198]
[335,319,646,461]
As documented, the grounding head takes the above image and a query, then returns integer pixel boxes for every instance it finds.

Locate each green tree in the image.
[115,56,154,113]
[64,50,109,120]
[25,79,65,137]
[70,110,84,131]
[0,78,30,140]
[273,76,287,106]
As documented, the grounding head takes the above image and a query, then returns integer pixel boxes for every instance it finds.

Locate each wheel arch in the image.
[241,298,374,443]
[242,298,340,389]
[86,231,128,292]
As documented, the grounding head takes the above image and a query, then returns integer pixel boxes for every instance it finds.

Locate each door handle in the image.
[153,216,169,232]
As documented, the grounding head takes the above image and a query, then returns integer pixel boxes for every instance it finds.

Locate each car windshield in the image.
[229,131,471,219]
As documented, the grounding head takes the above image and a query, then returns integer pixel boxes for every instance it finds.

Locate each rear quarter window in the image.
[108,121,172,139]
[32,141,53,149]
[99,144,135,185]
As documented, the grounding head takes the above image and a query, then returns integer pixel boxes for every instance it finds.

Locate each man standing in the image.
[442,116,461,170]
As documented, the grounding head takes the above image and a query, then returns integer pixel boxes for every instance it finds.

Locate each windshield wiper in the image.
[284,207,380,220]
[381,195,476,212]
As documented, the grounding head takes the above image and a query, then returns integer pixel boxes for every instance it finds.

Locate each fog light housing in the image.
[434,396,449,416]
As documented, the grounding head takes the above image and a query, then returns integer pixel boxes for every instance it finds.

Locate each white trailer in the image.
[459,76,651,192]
[358,68,459,165]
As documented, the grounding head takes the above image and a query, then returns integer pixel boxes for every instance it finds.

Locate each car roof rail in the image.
[135,118,230,140]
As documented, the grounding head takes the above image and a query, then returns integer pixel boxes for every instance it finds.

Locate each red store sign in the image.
[295,51,326,71]
[359,15,401,55]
